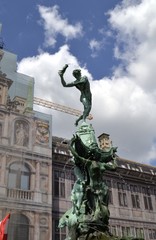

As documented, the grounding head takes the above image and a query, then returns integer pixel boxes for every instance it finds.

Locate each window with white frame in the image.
[8,163,30,190]
[148,229,156,239]
[135,228,144,239]
[121,226,131,238]
[53,170,65,198]
[117,182,128,207]
[106,179,113,204]
[130,184,140,209]
[142,187,153,211]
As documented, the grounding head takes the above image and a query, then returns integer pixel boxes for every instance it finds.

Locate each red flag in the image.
[0,214,10,240]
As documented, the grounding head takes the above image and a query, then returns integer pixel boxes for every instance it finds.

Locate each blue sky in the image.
[1,0,156,166]
[0,0,120,79]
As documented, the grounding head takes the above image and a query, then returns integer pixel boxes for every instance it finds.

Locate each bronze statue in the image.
[58,122,118,240]
[58,65,144,240]
[58,64,92,126]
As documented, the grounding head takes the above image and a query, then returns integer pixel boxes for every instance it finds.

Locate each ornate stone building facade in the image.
[1,37,156,240]
[0,48,52,240]
[52,136,156,240]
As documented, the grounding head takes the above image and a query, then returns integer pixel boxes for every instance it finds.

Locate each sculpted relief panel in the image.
[40,176,48,192]
[14,120,29,147]
[35,120,49,145]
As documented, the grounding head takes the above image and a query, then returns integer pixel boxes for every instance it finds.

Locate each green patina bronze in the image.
[58,65,144,240]
[58,64,92,126]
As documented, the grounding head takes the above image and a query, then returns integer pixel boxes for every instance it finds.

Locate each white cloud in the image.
[17,0,156,165]
[109,0,156,94]
[89,28,111,58]
[38,5,83,47]
[89,39,103,58]
[107,0,156,163]
[17,44,92,138]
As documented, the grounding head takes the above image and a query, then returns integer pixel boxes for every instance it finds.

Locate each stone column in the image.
[48,213,52,240]
[2,114,9,145]
[34,212,40,240]
[0,153,7,196]
[30,172,35,190]
[35,161,40,190]
[0,153,6,185]
[2,84,7,105]
[34,161,42,202]
[48,163,52,204]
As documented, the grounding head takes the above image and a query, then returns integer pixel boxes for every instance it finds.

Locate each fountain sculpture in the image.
[58,65,144,240]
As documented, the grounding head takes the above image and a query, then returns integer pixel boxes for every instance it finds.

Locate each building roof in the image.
[52,136,71,157]
[52,136,156,177]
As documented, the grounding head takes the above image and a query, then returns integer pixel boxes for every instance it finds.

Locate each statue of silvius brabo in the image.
[58,64,92,126]
[58,65,144,240]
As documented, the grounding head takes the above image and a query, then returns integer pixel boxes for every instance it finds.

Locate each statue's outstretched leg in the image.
[83,105,91,121]
[75,115,83,126]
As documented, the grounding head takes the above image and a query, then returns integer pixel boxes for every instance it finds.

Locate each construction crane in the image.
[33,97,93,120]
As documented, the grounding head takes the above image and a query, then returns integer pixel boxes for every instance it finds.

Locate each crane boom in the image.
[33,97,93,120]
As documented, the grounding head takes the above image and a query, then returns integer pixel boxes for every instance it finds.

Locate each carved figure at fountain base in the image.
[58,122,145,240]
[59,122,118,240]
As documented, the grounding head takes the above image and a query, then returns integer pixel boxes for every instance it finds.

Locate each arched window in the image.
[8,163,30,190]
[8,214,29,240]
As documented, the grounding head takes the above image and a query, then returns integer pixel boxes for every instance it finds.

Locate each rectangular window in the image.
[131,194,140,208]
[53,219,66,240]
[144,196,153,210]
[60,182,65,197]
[54,180,59,197]
[149,229,153,239]
[54,170,65,198]
[116,225,121,237]
[110,226,117,236]
[148,229,156,239]
[118,192,128,207]
[108,190,113,204]
[142,187,153,211]
[106,180,113,204]
[136,228,144,238]
[53,219,60,240]
[21,174,29,190]
[117,182,128,207]
[153,230,156,239]
[121,227,130,237]
[8,172,17,188]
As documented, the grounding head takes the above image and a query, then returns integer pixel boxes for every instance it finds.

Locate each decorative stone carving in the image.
[14,120,29,147]
[0,113,4,119]
[40,162,48,175]
[39,217,47,225]
[40,176,48,192]
[35,120,49,145]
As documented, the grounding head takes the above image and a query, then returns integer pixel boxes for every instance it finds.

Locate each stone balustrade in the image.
[7,188,34,200]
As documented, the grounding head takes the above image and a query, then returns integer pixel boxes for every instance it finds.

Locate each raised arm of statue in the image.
[58,64,80,88]
[58,64,69,87]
